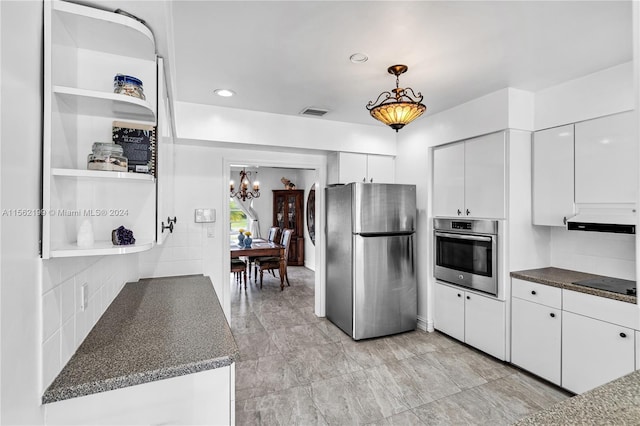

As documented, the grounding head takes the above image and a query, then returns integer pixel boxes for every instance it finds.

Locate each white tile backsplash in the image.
[139,224,205,279]
[550,227,636,280]
[60,278,75,322]
[41,253,139,392]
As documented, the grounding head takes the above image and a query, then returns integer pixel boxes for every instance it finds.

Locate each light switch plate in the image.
[195,208,215,223]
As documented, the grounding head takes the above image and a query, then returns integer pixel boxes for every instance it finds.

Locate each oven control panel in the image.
[451,221,472,230]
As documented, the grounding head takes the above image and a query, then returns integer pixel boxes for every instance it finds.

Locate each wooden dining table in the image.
[230,238,286,290]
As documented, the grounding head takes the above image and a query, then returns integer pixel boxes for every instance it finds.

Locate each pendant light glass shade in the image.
[366,65,426,132]
[369,101,426,131]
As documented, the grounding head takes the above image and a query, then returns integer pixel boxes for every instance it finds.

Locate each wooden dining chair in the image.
[255,228,293,289]
[251,226,281,280]
[231,258,247,290]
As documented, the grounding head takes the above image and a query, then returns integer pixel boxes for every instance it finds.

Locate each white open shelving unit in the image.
[43,0,159,258]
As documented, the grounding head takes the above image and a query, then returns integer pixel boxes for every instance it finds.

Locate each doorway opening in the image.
[225,161,324,332]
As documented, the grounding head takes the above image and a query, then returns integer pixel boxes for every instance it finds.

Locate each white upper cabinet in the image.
[327,152,394,185]
[42,0,158,258]
[366,155,395,184]
[433,132,506,218]
[532,124,575,226]
[574,111,637,204]
[433,142,465,217]
[464,132,506,219]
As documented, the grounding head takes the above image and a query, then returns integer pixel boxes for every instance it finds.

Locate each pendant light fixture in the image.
[366,64,426,132]
[230,168,260,202]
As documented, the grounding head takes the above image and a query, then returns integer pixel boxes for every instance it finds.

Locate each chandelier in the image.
[230,168,260,202]
[366,64,426,132]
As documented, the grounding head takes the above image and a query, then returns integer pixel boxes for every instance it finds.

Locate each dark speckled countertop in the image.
[42,275,239,404]
[511,267,636,304]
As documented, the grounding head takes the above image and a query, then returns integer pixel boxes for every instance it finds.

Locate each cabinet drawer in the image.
[563,289,638,330]
[512,278,562,309]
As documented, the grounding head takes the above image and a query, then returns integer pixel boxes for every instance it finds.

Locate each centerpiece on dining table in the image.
[243,231,253,248]
[237,228,245,245]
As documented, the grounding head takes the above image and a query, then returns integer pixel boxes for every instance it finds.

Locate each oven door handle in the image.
[435,232,493,242]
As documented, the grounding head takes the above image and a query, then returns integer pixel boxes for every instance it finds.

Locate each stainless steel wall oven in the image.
[434,218,498,296]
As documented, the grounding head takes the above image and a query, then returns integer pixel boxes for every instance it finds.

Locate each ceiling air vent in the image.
[300,107,329,117]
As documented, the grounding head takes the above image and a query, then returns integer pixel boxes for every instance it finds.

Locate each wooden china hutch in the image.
[272,189,304,266]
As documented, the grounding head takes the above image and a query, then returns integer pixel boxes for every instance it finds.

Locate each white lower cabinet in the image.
[511,278,638,394]
[44,366,234,425]
[511,297,561,385]
[434,282,506,360]
[562,312,635,394]
[433,282,465,341]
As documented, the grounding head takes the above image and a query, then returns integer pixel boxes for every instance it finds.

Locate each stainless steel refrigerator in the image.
[325,183,417,340]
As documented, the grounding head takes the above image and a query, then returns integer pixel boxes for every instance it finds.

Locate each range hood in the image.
[567,206,636,234]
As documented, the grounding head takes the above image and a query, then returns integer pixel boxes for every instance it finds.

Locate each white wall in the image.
[1,2,45,423]
[174,101,395,156]
[535,61,633,130]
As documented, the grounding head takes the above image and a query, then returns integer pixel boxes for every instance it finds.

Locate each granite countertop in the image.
[516,369,640,425]
[42,275,239,404]
[510,267,636,304]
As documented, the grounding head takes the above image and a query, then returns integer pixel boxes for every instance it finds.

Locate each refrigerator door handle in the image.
[358,231,415,237]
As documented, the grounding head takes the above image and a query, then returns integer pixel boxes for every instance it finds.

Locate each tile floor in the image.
[230,266,570,425]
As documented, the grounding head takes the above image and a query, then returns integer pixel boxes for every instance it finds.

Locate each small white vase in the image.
[77,219,94,248]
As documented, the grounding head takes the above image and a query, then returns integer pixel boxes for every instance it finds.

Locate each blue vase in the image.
[237,233,245,244]
[244,237,252,248]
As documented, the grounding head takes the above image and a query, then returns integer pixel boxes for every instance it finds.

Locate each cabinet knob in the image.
[457,209,462,216]
[620,332,627,338]
[466,209,471,216]
[549,313,555,318]
[563,216,567,225]
[370,178,373,183]
[457,293,461,298]
[466,295,470,300]
[168,216,177,224]
[362,177,366,182]
[531,290,537,295]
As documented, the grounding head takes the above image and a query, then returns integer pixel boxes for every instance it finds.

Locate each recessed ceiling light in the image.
[349,53,368,63]
[214,89,235,97]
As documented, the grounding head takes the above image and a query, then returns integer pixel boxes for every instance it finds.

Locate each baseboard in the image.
[417,316,434,332]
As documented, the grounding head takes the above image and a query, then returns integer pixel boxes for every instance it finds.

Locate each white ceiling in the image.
[87,1,633,128]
